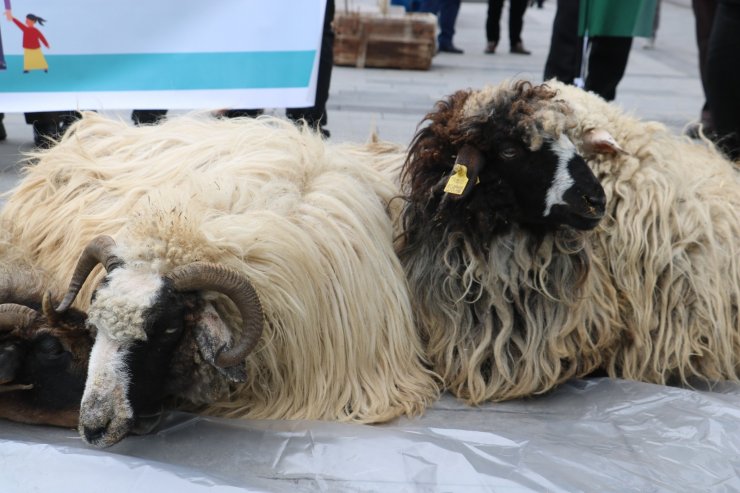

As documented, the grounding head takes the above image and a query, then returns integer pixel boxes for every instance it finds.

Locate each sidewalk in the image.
[0,1,701,187]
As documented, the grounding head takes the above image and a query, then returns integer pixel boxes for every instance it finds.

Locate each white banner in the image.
[0,0,327,112]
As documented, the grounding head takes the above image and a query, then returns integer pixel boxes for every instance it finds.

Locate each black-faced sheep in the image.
[396,79,740,404]
[0,113,439,447]
[0,246,90,428]
[549,79,740,385]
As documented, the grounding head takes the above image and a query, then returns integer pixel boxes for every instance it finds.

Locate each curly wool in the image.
[547,80,740,386]
[398,79,740,404]
[0,112,439,423]
[86,268,163,342]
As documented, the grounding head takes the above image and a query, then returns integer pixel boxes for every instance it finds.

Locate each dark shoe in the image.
[33,123,58,149]
[438,44,464,54]
[0,121,6,141]
[484,42,497,54]
[510,42,531,55]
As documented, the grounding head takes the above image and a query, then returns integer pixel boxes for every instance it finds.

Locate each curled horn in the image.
[447,144,486,200]
[165,262,264,368]
[0,304,39,332]
[56,235,124,313]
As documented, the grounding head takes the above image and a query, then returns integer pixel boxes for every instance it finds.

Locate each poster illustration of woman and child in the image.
[0,0,324,115]
[1,0,50,73]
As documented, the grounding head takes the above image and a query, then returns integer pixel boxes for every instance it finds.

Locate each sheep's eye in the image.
[164,327,181,335]
[36,336,64,357]
[499,146,520,160]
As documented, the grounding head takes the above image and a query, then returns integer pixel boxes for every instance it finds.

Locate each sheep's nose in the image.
[82,425,108,444]
[583,190,606,214]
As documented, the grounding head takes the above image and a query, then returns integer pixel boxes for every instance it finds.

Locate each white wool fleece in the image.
[86,268,164,342]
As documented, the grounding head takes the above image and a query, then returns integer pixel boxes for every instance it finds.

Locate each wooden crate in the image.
[333,11,437,71]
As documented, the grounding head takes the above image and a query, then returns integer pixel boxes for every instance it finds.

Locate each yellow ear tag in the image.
[444,164,469,195]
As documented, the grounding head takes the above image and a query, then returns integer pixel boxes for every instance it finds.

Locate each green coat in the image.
[578,0,658,37]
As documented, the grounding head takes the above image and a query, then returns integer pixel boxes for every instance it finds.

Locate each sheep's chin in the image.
[131,408,164,435]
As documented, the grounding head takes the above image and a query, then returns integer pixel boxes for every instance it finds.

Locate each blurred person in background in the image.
[419,0,464,53]
[543,0,633,101]
[485,0,531,55]
[685,0,717,139]
[706,0,740,160]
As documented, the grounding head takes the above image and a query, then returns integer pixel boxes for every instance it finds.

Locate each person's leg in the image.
[509,0,527,46]
[0,113,6,141]
[486,0,504,44]
[286,0,334,135]
[437,0,462,51]
[585,36,633,101]
[543,0,581,83]
[509,0,530,53]
[131,110,168,126]
[418,0,440,14]
[485,0,504,52]
[690,0,718,134]
[706,2,740,160]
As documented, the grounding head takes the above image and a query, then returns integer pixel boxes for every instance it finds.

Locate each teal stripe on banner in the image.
[0,51,316,92]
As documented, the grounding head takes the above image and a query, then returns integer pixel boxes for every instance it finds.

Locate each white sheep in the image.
[0,113,439,447]
[549,80,740,385]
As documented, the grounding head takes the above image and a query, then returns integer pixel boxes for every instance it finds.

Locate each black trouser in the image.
[543,0,632,101]
[692,0,718,119]
[286,0,335,128]
[486,0,528,46]
[706,1,740,160]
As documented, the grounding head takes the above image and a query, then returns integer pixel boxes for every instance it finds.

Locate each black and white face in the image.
[78,269,187,448]
[491,134,606,230]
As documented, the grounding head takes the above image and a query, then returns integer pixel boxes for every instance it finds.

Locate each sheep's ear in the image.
[193,302,248,382]
[443,144,485,200]
[582,128,627,155]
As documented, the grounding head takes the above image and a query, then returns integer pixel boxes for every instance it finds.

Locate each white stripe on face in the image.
[79,330,133,433]
[543,134,577,217]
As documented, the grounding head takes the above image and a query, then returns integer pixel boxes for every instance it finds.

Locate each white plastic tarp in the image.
[2,378,740,492]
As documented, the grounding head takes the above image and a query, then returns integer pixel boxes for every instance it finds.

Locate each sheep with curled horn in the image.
[0,112,439,447]
[396,79,740,404]
[0,247,91,428]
